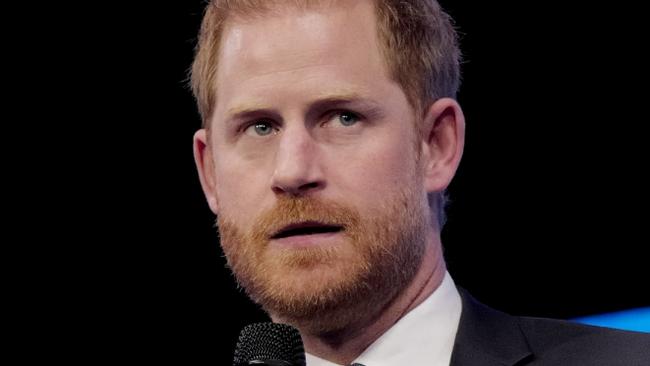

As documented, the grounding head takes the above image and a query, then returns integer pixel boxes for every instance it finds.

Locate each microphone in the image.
[233,322,306,366]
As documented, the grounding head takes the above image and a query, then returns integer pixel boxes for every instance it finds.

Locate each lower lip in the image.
[270,231,344,248]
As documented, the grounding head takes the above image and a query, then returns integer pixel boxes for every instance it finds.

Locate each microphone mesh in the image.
[233,322,306,366]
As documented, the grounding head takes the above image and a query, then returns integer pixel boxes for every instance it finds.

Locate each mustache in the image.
[248,196,361,241]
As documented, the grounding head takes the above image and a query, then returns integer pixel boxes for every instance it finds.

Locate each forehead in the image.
[213,0,395,118]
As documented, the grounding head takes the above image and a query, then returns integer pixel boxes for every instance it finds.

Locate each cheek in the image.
[331,135,418,204]
[213,157,273,223]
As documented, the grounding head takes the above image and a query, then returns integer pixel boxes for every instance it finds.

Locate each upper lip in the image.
[270,221,344,239]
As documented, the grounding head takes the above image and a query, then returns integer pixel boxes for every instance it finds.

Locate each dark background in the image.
[30,0,647,364]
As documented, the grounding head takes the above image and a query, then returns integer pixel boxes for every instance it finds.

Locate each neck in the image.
[299,237,446,365]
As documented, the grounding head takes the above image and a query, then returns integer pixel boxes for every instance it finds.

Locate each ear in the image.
[193,129,220,215]
[419,97,466,193]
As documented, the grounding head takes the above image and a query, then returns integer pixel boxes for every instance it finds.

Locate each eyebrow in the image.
[309,92,383,114]
[225,92,385,122]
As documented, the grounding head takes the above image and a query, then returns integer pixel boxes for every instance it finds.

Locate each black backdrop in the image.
[32,1,648,364]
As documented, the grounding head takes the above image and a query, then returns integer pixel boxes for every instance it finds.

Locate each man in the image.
[190,0,649,365]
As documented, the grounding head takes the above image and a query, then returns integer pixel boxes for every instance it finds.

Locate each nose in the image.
[271,124,325,196]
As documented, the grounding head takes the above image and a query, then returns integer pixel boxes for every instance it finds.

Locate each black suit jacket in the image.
[450,289,650,366]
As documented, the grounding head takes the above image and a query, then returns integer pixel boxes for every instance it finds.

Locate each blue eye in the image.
[338,111,360,126]
[245,122,275,136]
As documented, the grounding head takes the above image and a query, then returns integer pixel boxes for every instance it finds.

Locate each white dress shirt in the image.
[306,271,462,366]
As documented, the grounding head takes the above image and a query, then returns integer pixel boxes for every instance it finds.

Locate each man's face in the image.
[196,0,433,332]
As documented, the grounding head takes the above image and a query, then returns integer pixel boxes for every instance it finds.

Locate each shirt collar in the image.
[306,271,462,366]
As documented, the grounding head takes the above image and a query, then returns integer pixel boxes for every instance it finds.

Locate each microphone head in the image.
[233,322,306,366]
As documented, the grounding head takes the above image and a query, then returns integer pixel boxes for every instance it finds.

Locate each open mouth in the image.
[270,221,344,239]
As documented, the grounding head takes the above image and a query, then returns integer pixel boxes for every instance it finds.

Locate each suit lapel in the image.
[450,289,533,366]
